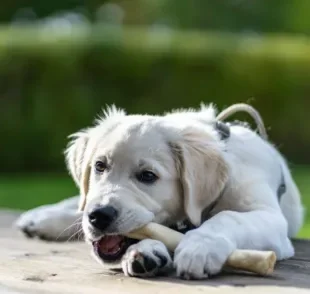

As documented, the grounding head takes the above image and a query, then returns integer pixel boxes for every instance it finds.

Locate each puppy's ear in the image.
[65,130,91,212]
[171,126,229,226]
[64,104,126,212]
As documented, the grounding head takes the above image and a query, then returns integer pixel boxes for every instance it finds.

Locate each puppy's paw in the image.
[15,205,81,242]
[122,239,173,278]
[174,232,234,280]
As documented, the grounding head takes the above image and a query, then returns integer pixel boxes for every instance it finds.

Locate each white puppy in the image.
[16,104,304,280]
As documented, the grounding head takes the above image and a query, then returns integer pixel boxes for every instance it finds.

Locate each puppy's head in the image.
[65,105,229,264]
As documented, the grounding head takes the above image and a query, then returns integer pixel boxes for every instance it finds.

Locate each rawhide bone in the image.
[126,222,276,276]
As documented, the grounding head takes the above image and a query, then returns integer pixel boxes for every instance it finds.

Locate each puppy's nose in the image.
[88,206,117,231]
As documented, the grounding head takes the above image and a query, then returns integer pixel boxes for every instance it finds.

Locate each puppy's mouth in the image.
[92,235,137,262]
[91,220,196,263]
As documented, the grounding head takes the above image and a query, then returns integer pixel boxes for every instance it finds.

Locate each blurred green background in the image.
[0,0,310,237]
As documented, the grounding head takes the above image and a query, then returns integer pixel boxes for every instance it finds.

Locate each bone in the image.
[126,222,276,276]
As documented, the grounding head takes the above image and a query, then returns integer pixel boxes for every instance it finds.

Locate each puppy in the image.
[16,104,304,279]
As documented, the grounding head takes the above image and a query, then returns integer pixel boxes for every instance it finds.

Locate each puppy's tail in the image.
[216,103,268,141]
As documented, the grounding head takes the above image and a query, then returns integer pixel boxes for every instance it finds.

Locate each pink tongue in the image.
[99,236,123,252]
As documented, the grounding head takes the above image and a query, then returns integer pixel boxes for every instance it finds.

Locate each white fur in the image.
[15,104,304,280]
[15,196,82,241]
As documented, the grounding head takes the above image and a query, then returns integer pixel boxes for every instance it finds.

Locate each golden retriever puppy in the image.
[16,104,303,280]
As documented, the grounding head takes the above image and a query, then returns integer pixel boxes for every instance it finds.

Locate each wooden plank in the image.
[0,209,310,293]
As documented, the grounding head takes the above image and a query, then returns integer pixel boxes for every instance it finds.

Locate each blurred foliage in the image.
[161,0,310,35]
[3,1,310,35]
[0,26,310,172]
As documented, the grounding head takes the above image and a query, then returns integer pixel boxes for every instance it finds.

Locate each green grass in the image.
[0,167,309,238]
[0,173,78,210]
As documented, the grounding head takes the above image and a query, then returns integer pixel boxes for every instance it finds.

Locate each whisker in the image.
[77,229,84,242]
[67,228,84,242]
[56,216,83,241]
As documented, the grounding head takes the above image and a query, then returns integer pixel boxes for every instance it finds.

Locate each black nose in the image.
[88,206,118,231]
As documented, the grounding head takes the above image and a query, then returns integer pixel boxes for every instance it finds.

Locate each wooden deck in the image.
[1,209,310,293]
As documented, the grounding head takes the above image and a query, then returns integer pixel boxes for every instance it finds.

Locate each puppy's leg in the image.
[122,239,173,278]
[15,196,83,241]
[174,186,294,280]
[279,166,304,238]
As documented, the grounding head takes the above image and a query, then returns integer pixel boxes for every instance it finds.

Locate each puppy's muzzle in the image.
[88,205,118,232]
[87,205,139,263]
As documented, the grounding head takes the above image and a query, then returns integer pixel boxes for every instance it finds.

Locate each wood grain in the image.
[1,210,310,293]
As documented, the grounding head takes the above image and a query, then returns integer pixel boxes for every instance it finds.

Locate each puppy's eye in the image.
[136,170,158,184]
[95,161,106,173]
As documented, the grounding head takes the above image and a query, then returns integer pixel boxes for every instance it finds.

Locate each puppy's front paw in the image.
[174,232,235,280]
[15,205,81,242]
[122,239,172,278]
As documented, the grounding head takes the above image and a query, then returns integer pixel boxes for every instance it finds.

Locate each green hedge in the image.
[1,25,310,172]
[2,0,310,35]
